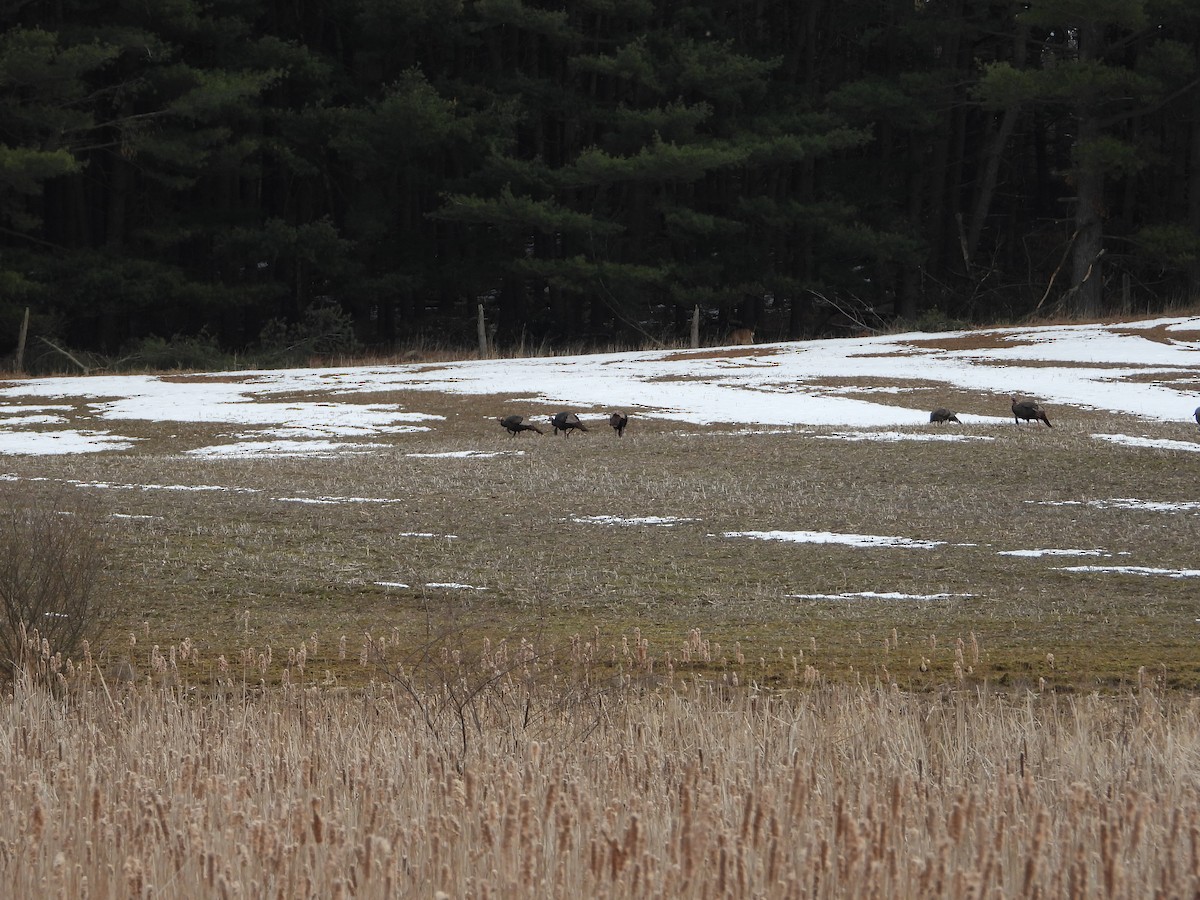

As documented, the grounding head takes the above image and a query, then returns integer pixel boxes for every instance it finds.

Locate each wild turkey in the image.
[498,414,543,436]
[1011,395,1052,427]
[550,411,588,436]
[929,408,960,424]
[1194,406,1199,428]
[609,412,629,437]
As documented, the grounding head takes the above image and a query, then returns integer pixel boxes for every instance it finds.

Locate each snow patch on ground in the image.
[0,414,69,426]
[998,548,1110,558]
[816,431,995,443]
[407,450,522,459]
[1094,498,1200,512]
[0,430,137,455]
[187,440,387,458]
[571,515,698,527]
[71,480,261,494]
[376,581,488,591]
[2,315,1199,454]
[721,530,947,549]
[1092,434,1200,452]
[273,495,406,505]
[1031,498,1200,513]
[788,591,973,601]
[679,427,809,437]
[1055,565,1200,578]
[245,424,429,439]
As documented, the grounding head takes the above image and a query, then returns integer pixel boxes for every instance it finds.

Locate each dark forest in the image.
[2,0,1198,365]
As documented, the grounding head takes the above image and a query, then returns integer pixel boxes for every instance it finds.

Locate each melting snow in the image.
[74,480,260,494]
[407,450,522,459]
[998,548,1110,558]
[274,495,405,505]
[1056,565,1200,578]
[0,430,137,455]
[187,440,387,458]
[722,530,947,549]
[2,315,1199,454]
[816,431,994,443]
[788,591,973,601]
[1032,498,1200,513]
[571,515,698,527]
[1092,434,1200,452]
[0,414,68,426]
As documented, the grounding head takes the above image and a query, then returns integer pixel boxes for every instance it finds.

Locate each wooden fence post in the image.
[477,303,488,357]
[15,307,29,373]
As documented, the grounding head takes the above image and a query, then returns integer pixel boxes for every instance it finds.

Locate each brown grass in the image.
[1112,323,1200,345]
[4,648,1199,897]
[0,399,1196,690]
[900,333,1038,353]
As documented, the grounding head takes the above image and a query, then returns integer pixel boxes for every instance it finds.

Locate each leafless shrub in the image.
[0,486,107,678]
[364,623,640,764]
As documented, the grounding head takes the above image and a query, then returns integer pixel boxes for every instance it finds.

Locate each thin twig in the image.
[1033,227,1080,313]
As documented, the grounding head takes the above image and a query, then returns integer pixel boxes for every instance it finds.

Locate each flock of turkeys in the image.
[499,411,628,438]
[501,398,1200,436]
[930,396,1053,427]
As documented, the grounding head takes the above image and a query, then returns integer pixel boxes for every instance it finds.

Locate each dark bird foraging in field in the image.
[499,414,543,436]
[609,412,629,437]
[1011,395,1052,427]
[1195,406,1199,428]
[930,408,960,424]
[550,411,588,435]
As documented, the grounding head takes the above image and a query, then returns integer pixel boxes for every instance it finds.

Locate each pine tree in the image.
[977,0,1168,315]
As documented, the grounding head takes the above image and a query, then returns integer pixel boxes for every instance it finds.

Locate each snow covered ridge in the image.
[1,315,1199,455]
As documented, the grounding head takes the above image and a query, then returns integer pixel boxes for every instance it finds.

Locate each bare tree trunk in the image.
[1190,62,1200,299]
[690,305,699,348]
[967,25,1027,269]
[1069,22,1105,318]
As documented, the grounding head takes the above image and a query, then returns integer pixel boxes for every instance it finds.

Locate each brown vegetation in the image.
[4,640,1198,897]
[728,328,756,346]
[4,352,1200,895]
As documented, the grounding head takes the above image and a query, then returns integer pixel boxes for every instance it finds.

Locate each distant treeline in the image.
[1,0,1198,361]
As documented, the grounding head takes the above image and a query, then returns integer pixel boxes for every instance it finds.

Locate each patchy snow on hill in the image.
[1,315,1198,455]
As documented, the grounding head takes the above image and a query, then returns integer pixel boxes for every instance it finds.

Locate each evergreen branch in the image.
[0,225,67,252]
[1098,77,1200,130]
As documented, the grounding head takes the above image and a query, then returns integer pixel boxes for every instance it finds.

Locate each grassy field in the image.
[4,371,1200,896]
[3,385,1198,691]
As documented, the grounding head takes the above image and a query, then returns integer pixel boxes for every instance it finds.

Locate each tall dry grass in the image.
[3,631,1199,898]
